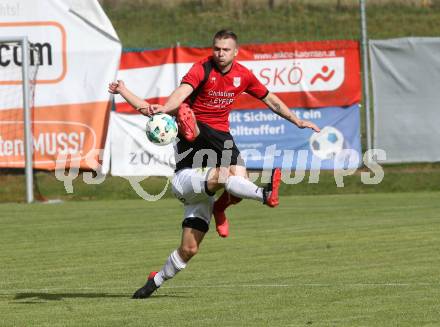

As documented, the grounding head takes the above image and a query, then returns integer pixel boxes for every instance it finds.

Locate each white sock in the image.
[225,175,264,202]
[153,249,187,287]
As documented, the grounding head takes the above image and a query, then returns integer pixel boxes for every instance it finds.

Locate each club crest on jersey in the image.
[233,77,241,88]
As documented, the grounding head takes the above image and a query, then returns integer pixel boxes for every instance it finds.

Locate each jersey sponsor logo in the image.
[233,76,241,87]
[206,97,234,108]
[206,90,236,108]
[208,90,235,97]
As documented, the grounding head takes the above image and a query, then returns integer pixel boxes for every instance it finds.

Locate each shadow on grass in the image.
[14,292,185,301]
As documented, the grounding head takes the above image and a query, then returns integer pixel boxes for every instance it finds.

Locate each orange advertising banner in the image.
[0,102,110,170]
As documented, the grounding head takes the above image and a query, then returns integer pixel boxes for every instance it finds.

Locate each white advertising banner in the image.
[102,112,175,176]
[0,0,121,169]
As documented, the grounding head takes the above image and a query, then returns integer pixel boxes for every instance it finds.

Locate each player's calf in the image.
[213,191,242,238]
[213,210,229,238]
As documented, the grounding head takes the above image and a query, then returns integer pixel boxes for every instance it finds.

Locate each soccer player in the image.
[148,30,320,237]
[109,30,320,299]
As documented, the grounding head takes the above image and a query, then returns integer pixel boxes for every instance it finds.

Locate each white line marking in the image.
[0,283,438,295]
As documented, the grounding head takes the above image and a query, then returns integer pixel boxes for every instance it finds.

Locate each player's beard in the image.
[214,57,233,70]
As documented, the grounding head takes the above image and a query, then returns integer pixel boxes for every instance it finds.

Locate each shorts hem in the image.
[182,217,209,233]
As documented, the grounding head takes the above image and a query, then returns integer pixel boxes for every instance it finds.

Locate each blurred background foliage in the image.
[101,0,440,48]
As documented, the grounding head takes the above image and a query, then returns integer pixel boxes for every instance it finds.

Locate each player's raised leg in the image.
[221,167,281,207]
[132,227,205,299]
[213,167,282,238]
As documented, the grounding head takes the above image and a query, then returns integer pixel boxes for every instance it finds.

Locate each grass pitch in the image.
[1,192,440,326]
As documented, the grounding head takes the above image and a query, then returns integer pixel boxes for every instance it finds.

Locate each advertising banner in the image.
[104,105,361,174]
[0,0,121,169]
[106,40,362,174]
[115,40,361,113]
[232,105,361,169]
[102,112,175,176]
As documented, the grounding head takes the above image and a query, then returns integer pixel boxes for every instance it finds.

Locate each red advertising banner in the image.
[115,40,361,113]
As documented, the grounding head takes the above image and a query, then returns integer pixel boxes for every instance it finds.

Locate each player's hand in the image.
[108,80,126,94]
[150,104,167,114]
[138,104,166,117]
[298,120,321,133]
[137,105,154,117]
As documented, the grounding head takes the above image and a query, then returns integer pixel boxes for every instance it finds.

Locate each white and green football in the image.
[146,113,178,146]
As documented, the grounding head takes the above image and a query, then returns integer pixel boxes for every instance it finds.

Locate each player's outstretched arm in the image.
[108,80,152,116]
[151,84,194,115]
[262,92,321,133]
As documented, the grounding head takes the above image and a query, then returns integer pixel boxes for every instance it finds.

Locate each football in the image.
[146,113,178,146]
[309,126,344,160]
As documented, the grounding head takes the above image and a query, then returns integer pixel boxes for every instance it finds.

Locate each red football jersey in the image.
[181,56,269,132]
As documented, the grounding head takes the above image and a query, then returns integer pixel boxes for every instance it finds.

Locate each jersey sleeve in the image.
[245,71,269,100]
[181,62,205,90]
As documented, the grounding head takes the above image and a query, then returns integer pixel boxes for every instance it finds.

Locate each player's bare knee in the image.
[217,166,230,184]
[206,167,227,192]
[229,165,247,178]
[178,245,198,261]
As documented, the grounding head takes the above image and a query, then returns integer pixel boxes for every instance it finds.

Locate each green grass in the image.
[1,192,440,326]
[2,163,440,202]
[105,2,440,48]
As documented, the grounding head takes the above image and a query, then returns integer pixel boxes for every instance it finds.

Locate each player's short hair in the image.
[213,30,238,44]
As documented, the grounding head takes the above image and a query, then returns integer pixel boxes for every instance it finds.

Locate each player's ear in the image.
[234,47,239,57]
